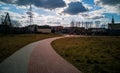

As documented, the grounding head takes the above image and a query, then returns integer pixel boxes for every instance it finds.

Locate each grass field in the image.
[0,34,60,63]
[52,36,120,73]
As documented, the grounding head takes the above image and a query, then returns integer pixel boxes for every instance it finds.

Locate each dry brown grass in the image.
[52,36,120,73]
[0,34,60,63]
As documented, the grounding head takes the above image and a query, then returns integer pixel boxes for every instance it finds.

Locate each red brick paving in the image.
[28,36,82,73]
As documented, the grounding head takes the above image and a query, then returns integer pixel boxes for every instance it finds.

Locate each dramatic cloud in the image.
[0,0,120,27]
[80,8,105,20]
[89,15,104,19]
[81,13,104,20]
[95,0,120,6]
[0,0,66,9]
[64,0,82,4]
[0,0,17,4]
[94,0,120,14]
[63,2,88,15]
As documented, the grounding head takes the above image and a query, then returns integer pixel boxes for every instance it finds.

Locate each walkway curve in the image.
[0,35,82,73]
[28,35,82,73]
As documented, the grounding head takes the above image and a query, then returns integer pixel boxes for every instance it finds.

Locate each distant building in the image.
[108,23,120,30]
[88,28,106,32]
[27,25,51,33]
[108,16,120,30]
[27,25,36,32]
[37,25,51,33]
[107,16,120,35]
[51,26,64,33]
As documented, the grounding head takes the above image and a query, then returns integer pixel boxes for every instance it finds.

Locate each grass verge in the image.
[0,34,60,63]
[52,36,120,73]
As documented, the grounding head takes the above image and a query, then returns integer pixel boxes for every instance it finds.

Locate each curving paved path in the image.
[0,35,82,73]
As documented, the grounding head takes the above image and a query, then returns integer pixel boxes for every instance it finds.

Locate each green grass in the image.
[0,34,60,63]
[52,36,120,73]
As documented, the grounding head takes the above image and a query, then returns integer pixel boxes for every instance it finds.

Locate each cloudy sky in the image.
[0,0,120,27]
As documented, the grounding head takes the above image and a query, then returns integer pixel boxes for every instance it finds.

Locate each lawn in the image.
[0,34,60,63]
[52,36,120,73]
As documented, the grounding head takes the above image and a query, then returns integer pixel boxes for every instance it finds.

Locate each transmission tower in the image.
[27,4,33,25]
[3,13,12,26]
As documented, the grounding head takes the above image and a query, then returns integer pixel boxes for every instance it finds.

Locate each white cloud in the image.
[103,5,120,14]
[94,0,120,14]
[1,7,10,10]
[80,8,105,20]
[83,3,93,10]
[64,0,82,4]
[1,0,118,27]
[0,9,28,26]
[16,5,27,10]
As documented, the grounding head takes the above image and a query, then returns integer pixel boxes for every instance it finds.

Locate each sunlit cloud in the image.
[0,0,120,27]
